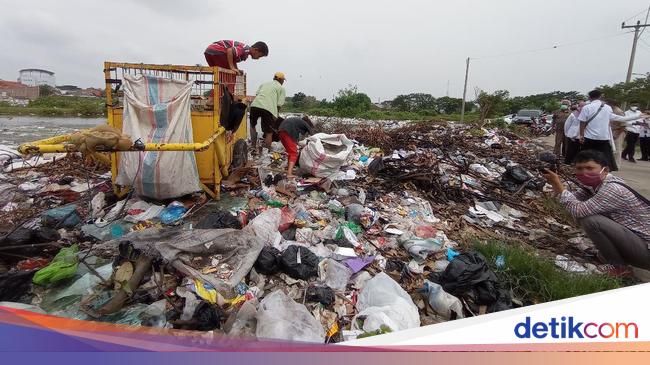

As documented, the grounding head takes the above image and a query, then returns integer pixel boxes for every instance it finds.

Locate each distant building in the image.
[18,68,56,87]
[0,80,40,103]
[83,88,103,97]
[56,85,81,95]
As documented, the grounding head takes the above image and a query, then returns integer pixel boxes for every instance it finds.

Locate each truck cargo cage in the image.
[18,61,249,199]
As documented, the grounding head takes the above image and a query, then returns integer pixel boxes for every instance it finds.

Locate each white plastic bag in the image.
[422,280,464,320]
[318,258,352,291]
[117,74,201,199]
[256,290,325,342]
[299,133,353,177]
[352,272,420,333]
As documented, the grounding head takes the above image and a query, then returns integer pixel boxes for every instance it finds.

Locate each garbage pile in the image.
[0,121,605,343]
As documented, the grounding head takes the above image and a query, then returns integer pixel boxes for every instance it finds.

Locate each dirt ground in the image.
[542,134,650,198]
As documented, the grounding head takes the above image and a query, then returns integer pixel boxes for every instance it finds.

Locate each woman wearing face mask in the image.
[543,149,650,277]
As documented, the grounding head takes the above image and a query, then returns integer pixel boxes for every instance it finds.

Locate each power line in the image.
[622,7,650,22]
[638,2,650,37]
[473,31,634,60]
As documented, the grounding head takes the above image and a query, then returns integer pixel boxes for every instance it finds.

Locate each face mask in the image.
[560,105,568,110]
[631,107,638,111]
[575,167,606,188]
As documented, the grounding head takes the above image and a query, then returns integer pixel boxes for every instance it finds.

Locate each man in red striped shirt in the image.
[204,40,268,73]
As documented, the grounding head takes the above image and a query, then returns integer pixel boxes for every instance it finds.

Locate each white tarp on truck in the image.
[117,74,201,199]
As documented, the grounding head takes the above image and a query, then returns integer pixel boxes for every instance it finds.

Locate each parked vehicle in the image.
[512,109,544,125]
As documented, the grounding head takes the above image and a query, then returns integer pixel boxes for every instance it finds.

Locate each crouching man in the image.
[543,149,650,276]
[278,115,314,179]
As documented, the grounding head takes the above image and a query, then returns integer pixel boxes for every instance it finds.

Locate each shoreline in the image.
[0,107,105,118]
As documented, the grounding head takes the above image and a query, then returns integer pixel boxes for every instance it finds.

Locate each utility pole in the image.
[460,57,470,123]
[622,21,650,83]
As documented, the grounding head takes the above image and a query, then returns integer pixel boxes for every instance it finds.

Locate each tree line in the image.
[283,76,650,120]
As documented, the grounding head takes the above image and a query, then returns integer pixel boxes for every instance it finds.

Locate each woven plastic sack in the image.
[299,133,353,177]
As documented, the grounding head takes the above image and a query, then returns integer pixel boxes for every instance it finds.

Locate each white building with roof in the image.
[18,68,56,87]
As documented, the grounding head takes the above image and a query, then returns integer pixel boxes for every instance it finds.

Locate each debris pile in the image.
[0,121,609,343]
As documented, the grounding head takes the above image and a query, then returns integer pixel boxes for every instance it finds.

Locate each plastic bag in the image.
[280,245,320,280]
[254,246,281,275]
[278,207,295,232]
[195,210,242,229]
[160,201,187,225]
[318,258,352,291]
[422,280,464,320]
[33,245,79,286]
[352,272,420,333]
[0,271,35,302]
[306,286,335,306]
[345,204,364,223]
[48,263,113,302]
[399,234,444,263]
[256,290,325,342]
[439,251,511,313]
[0,302,46,314]
[226,299,258,337]
[41,205,80,228]
[299,133,353,178]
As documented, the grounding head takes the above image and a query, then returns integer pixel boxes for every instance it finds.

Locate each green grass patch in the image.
[470,238,623,304]
[539,194,576,227]
[0,96,106,117]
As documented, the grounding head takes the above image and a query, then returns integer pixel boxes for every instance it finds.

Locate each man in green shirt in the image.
[250,72,286,149]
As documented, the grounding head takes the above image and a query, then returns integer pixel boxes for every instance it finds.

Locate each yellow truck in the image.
[18,62,249,199]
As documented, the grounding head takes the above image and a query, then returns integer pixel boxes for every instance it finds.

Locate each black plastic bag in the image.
[172,301,222,331]
[503,165,532,184]
[323,238,354,248]
[280,245,319,280]
[193,301,222,331]
[196,210,242,230]
[306,286,335,306]
[439,251,511,312]
[254,246,281,275]
[368,158,385,176]
[0,270,35,301]
[1,227,60,255]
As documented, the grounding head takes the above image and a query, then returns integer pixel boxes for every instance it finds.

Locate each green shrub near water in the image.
[0,96,105,117]
[470,238,623,304]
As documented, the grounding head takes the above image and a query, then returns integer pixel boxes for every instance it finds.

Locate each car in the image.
[512,109,543,125]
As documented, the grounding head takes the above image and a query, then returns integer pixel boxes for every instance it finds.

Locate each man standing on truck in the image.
[204,40,269,73]
[250,72,286,150]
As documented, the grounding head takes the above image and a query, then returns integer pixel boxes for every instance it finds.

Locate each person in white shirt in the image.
[564,101,585,164]
[639,112,650,161]
[621,103,644,163]
[578,90,644,171]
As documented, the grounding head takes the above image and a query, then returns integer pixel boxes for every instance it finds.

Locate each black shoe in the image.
[629,158,637,163]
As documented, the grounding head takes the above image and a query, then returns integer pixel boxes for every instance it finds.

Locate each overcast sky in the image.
[1,0,649,101]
